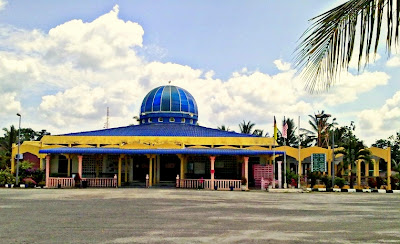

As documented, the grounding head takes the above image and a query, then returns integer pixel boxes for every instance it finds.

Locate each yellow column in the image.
[328,146,331,176]
[178,154,186,180]
[341,162,345,176]
[149,157,153,187]
[373,159,379,177]
[365,162,369,177]
[118,156,122,187]
[124,157,128,183]
[244,156,249,190]
[387,147,391,190]
[348,164,351,176]
[357,160,361,188]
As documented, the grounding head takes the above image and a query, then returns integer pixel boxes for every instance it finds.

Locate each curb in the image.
[306,188,400,193]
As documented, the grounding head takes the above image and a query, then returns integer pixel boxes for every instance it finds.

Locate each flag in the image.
[274,116,277,141]
[282,119,288,139]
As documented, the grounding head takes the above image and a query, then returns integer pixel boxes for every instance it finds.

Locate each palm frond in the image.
[294,0,399,92]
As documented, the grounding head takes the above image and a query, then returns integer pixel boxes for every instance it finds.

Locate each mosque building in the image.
[12,85,284,190]
[11,85,392,190]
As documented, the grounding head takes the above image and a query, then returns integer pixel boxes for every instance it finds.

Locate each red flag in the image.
[282,122,288,139]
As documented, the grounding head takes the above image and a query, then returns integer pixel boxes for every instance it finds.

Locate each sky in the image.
[0,0,400,146]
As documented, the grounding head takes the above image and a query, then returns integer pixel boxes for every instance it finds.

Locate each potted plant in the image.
[241,177,247,191]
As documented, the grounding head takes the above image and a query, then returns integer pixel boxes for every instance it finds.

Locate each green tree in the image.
[295,0,400,92]
[335,122,372,188]
[277,118,298,147]
[239,120,255,134]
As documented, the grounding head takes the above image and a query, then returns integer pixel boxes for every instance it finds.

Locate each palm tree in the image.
[239,120,255,134]
[217,125,230,131]
[252,129,264,137]
[277,118,298,146]
[295,0,400,92]
[335,122,372,188]
[307,111,337,148]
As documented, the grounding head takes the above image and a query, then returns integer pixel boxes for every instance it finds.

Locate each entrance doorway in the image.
[160,155,180,182]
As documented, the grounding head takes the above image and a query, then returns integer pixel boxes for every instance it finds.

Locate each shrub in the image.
[38,181,46,187]
[0,169,16,185]
[321,175,332,188]
[368,178,377,188]
[334,177,346,188]
[23,177,37,187]
[376,177,385,189]
[391,176,400,190]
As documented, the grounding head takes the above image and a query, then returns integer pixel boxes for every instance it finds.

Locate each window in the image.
[158,117,163,122]
[181,118,185,123]
[169,117,175,122]
[190,119,193,124]
[141,119,145,124]
[148,118,152,123]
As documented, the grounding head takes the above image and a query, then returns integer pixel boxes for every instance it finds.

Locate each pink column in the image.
[244,156,249,190]
[210,156,215,189]
[45,155,50,187]
[278,161,282,188]
[78,155,83,178]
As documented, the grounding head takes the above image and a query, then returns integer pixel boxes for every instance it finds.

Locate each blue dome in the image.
[139,85,198,125]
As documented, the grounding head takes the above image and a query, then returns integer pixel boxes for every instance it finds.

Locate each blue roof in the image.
[40,147,285,156]
[61,123,259,137]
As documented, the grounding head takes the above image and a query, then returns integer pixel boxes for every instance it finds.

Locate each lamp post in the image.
[16,113,21,186]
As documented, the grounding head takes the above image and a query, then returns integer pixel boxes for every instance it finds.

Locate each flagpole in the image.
[283,117,287,188]
[298,116,301,189]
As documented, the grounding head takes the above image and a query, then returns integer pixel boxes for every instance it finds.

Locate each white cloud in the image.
[273,59,291,71]
[0,92,21,115]
[386,55,400,67]
[0,0,7,11]
[358,91,400,144]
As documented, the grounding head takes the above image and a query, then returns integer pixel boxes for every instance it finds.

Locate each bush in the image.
[321,175,332,188]
[391,176,400,190]
[368,178,377,188]
[22,177,37,187]
[307,171,321,187]
[38,181,46,187]
[376,177,385,189]
[0,169,16,185]
[334,177,345,188]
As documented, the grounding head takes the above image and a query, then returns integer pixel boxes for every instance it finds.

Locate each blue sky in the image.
[0,0,399,145]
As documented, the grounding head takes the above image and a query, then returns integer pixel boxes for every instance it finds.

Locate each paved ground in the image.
[0,188,399,243]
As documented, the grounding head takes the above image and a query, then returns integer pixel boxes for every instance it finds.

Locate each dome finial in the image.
[168,80,171,84]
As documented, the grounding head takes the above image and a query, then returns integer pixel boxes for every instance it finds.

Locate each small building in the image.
[12,85,283,190]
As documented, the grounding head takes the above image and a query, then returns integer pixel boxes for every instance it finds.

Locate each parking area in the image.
[1,188,399,243]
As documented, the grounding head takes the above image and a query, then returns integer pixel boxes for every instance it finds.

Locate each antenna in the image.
[104,107,109,129]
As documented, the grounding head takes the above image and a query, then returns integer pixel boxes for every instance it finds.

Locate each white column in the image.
[78,155,83,178]
[210,156,215,189]
[45,155,50,187]
[244,156,249,190]
[278,161,282,189]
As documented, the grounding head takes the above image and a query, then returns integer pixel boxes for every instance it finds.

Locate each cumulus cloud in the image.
[273,59,291,71]
[386,55,400,67]
[358,91,400,144]
[0,0,7,11]
[0,4,393,143]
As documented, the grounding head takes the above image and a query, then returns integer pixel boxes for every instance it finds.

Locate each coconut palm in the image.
[277,118,298,146]
[307,111,337,148]
[335,122,372,188]
[239,120,255,134]
[217,125,230,131]
[295,0,400,92]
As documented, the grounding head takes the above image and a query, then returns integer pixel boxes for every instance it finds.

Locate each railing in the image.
[178,179,241,190]
[48,177,75,188]
[83,178,117,188]
[47,177,117,188]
